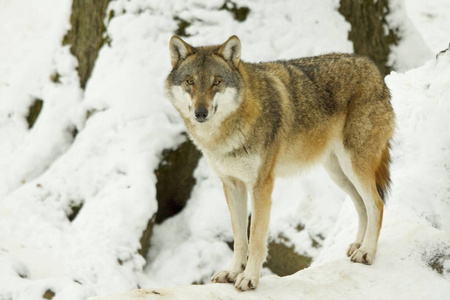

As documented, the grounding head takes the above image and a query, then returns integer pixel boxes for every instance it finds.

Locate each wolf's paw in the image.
[211,270,241,284]
[234,272,258,291]
[346,243,361,257]
[350,248,375,265]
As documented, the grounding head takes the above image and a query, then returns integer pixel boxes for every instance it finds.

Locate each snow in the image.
[0,0,449,299]
[387,0,432,71]
[405,0,450,54]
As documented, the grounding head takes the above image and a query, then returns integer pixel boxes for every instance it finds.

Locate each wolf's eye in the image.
[213,80,221,86]
[186,79,194,85]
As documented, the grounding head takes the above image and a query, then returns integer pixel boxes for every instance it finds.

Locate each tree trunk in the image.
[339,0,398,76]
[63,0,112,89]
[154,139,202,224]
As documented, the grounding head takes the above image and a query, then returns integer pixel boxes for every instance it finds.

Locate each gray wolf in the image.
[165,35,395,291]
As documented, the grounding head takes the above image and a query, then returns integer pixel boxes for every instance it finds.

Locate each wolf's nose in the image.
[195,108,208,122]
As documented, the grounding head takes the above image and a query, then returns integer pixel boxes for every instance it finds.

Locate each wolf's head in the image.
[166,35,244,124]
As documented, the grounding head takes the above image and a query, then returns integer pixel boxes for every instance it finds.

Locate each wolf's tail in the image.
[375,140,392,204]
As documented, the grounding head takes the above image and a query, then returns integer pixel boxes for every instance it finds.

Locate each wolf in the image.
[165,35,395,291]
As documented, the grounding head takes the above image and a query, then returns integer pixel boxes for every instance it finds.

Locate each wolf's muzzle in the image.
[195,107,209,123]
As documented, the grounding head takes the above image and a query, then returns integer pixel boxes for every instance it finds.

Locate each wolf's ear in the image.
[169,35,195,67]
[216,35,241,68]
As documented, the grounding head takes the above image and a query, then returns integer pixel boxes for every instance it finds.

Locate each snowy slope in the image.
[0,0,449,299]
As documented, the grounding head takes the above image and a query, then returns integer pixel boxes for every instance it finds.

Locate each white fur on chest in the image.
[204,151,261,184]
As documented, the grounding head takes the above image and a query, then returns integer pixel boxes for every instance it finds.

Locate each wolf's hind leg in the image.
[348,181,383,265]
[211,179,248,284]
[324,153,367,257]
[336,151,384,265]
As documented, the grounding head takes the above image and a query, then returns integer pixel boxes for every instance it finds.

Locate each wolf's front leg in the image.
[211,179,248,284]
[234,174,274,291]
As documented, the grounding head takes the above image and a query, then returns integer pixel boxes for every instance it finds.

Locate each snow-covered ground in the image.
[0,0,449,299]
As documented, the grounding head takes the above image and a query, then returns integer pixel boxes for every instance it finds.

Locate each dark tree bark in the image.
[339,0,398,76]
[63,0,112,89]
[264,240,312,276]
[26,98,43,129]
[154,139,202,224]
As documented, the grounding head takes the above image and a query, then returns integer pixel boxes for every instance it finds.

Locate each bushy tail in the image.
[375,140,392,203]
